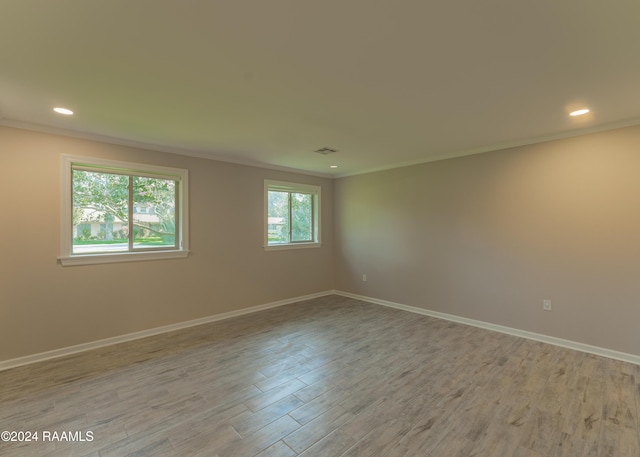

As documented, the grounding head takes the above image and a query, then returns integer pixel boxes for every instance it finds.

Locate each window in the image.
[264,180,321,250]
[60,155,189,265]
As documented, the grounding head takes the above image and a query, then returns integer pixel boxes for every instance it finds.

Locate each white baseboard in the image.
[0,290,335,372]
[4,290,637,371]
[334,290,640,366]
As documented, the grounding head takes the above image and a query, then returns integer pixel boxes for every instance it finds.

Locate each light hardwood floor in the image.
[1,295,638,456]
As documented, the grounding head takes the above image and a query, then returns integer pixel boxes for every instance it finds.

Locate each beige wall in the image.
[334,125,640,356]
[3,122,640,363]
[0,126,334,361]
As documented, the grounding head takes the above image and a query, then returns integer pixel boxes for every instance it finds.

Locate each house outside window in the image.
[60,155,189,266]
[264,180,321,250]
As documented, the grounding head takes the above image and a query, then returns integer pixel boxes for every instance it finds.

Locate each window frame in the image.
[60,155,189,266]
[264,180,321,251]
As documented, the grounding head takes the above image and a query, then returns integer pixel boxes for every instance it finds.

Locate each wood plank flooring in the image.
[1,295,638,456]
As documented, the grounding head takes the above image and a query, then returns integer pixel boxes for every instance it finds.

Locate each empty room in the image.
[1,1,639,456]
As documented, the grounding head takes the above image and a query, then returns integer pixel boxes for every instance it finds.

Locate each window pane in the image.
[72,170,129,254]
[291,192,312,242]
[268,191,290,244]
[133,176,177,249]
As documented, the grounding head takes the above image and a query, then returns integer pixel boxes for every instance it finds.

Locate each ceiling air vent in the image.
[314,147,338,155]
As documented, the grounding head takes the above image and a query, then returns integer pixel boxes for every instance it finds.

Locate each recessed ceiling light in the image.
[569,108,589,117]
[53,107,74,115]
[330,165,338,169]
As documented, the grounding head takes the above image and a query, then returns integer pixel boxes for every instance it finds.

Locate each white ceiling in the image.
[2,0,640,177]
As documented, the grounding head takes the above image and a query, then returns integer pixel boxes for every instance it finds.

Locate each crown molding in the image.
[334,116,640,178]
[0,119,333,179]
[5,115,640,181]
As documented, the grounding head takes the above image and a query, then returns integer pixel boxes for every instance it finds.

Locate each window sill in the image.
[264,242,321,251]
[58,250,190,266]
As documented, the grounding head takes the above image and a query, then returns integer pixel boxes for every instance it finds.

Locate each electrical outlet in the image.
[362,274,367,282]
[543,299,552,311]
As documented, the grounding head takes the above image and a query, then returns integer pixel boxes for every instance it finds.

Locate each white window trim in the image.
[264,180,321,251]
[59,155,190,266]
